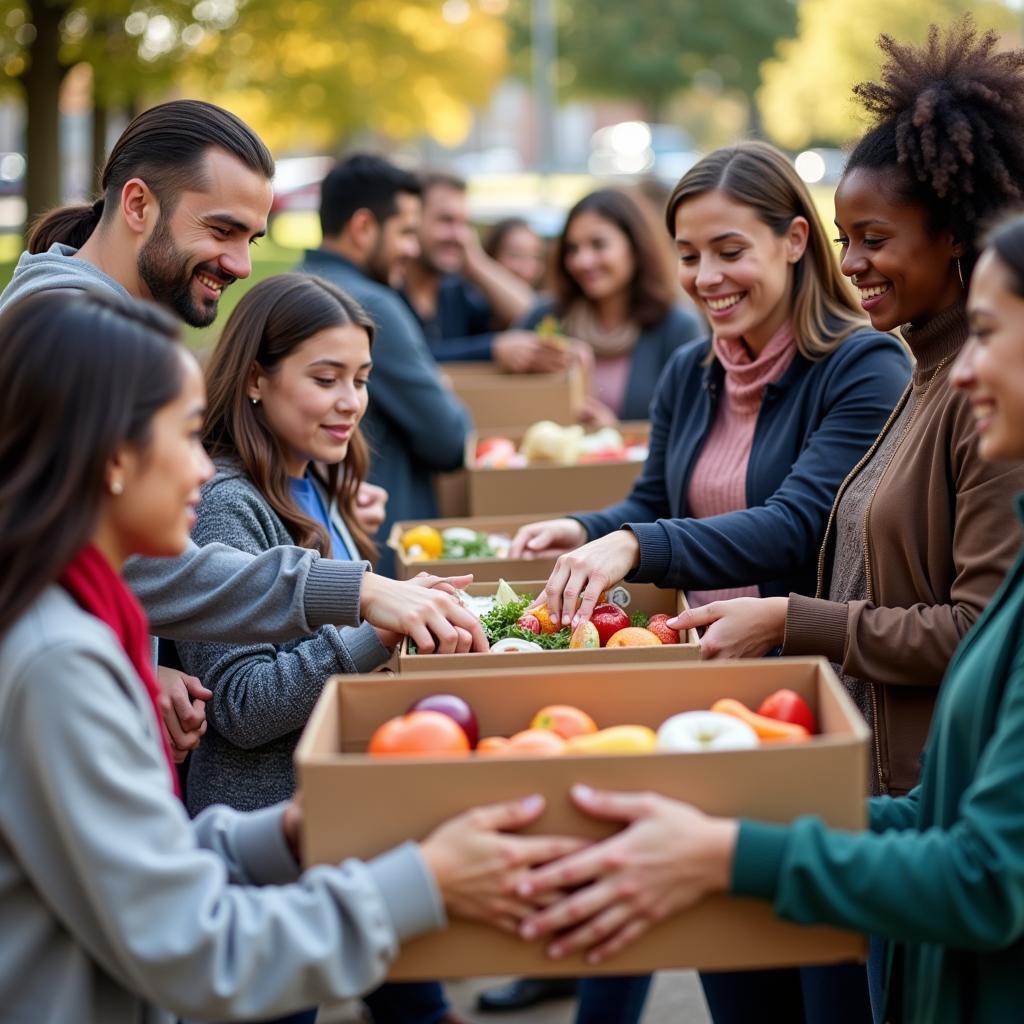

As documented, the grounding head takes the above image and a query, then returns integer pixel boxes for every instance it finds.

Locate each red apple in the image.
[407,693,479,748]
[590,603,630,647]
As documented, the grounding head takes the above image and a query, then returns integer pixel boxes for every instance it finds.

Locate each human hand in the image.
[493,331,545,373]
[420,795,590,934]
[353,482,388,533]
[517,785,737,964]
[360,573,487,654]
[538,530,640,628]
[372,572,477,649]
[669,597,788,660]
[578,394,619,429]
[509,518,587,560]
[156,666,212,762]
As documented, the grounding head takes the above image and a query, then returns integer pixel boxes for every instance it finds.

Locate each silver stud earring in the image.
[109,480,124,496]
[251,397,260,406]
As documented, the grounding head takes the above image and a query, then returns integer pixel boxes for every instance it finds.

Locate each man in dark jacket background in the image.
[296,155,472,575]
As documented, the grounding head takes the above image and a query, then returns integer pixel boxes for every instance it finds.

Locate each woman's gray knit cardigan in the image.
[177,465,391,816]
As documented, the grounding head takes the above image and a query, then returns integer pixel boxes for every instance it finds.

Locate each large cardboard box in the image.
[466,422,650,517]
[442,361,586,430]
[387,515,558,582]
[397,580,700,671]
[296,658,868,979]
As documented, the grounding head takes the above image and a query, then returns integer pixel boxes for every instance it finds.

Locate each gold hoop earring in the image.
[109,480,124,496]
[956,258,965,290]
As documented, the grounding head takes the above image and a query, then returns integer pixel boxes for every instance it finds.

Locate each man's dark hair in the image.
[318,154,422,237]
[28,100,274,254]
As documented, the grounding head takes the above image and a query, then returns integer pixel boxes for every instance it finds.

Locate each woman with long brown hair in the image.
[176,272,464,1024]
[520,187,702,426]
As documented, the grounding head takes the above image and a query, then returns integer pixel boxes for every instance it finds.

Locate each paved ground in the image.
[321,972,711,1023]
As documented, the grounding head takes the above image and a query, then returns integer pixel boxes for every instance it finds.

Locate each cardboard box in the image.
[442,361,586,430]
[387,515,559,582]
[466,422,650,517]
[296,658,868,979]
[397,580,700,671]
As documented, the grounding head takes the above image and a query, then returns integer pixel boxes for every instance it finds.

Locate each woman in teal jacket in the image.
[513,211,1024,1024]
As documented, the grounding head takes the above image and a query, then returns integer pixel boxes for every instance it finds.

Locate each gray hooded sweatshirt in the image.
[0,244,367,643]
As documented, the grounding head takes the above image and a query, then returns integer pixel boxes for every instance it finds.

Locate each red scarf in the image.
[59,544,181,796]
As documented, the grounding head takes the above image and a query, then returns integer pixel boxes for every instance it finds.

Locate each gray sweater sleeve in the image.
[124,540,366,642]
[175,478,391,747]
[0,638,445,1020]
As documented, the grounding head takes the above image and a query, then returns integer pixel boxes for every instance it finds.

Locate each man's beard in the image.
[137,216,228,327]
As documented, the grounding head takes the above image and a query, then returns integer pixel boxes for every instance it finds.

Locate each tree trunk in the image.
[21,0,68,233]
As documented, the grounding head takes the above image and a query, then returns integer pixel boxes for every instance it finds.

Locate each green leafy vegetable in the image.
[441,532,496,559]
[630,611,650,628]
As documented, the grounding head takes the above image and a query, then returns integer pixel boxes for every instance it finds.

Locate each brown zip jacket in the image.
[782,303,1024,794]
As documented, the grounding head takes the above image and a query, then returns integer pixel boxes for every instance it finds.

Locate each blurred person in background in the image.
[520,188,702,427]
[296,156,471,576]
[403,173,569,372]
[483,217,548,291]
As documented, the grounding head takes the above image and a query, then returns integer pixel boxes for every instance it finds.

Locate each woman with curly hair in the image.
[562,17,1024,1024]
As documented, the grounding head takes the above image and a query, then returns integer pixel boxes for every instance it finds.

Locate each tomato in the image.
[590,603,630,646]
[368,710,471,756]
[756,688,818,735]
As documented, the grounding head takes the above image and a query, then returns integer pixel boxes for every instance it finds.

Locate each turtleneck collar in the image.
[900,300,968,384]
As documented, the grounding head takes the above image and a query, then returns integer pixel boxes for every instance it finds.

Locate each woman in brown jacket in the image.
[670,18,1024,1023]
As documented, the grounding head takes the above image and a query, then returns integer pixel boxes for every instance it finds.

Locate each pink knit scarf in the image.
[712,322,797,414]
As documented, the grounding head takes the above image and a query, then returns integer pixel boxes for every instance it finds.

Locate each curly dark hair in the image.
[847,16,1024,277]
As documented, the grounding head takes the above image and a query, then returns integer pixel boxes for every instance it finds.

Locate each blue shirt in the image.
[289,474,355,561]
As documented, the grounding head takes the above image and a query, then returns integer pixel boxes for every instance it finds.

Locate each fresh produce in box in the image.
[367,692,816,758]
[407,694,479,748]
[474,420,648,468]
[757,688,818,734]
[656,711,759,752]
[398,524,514,562]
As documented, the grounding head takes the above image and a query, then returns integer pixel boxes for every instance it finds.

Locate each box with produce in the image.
[397,579,700,673]
[465,421,651,516]
[296,658,868,979]
[387,515,560,582]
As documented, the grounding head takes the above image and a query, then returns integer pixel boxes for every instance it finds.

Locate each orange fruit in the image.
[605,626,662,647]
[368,710,471,756]
[504,728,568,755]
[531,602,561,635]
[476,735,511,755]
[530,704,599,739]
[400,525,443,560]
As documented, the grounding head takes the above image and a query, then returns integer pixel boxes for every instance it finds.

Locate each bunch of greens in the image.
[630,611,650,628]
[441,532,495,559]
[479,596,572,649]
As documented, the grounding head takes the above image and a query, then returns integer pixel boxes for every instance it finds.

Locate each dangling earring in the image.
[956,258,965,290]
[109,480,124,496]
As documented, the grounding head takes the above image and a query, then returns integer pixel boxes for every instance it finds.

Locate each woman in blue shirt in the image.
[177,273,463,1024]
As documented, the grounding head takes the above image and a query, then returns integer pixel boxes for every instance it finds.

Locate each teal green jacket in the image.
[733,496,1024,1023]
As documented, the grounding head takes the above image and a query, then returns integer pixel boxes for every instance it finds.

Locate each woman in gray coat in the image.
[0,288,577,1024]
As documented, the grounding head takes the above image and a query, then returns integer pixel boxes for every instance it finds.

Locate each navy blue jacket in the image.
[574,329,911,597]
[403,275,496,362]
[522,300,703,422]
[296,249,471,576]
